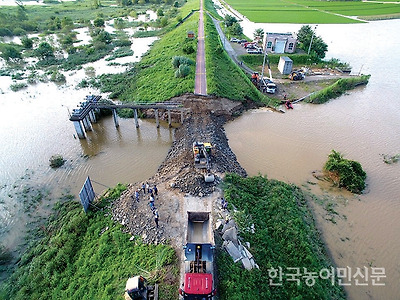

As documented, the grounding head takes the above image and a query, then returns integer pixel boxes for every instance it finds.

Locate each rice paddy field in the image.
[223,0,400,23]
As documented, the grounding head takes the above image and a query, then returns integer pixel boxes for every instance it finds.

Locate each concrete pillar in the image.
[89,110,97,123]
[134,109,139,128]
[168,110,172,128]
[112,109,119,128]
[180,110,184,124]
[82,116,92,131]
[73,120,86,139]
[155,109,160,128]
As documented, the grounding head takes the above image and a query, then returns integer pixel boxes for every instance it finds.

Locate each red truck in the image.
[179,212,216,299]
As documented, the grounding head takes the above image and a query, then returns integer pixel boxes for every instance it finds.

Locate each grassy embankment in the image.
[115,0,274,104]
[0,184,178,300]
[307,75,370,104]
[218,174,346,300]
[224,0,400,23]
[204,14,269,103]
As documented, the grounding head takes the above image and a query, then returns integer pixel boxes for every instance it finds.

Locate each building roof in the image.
[280,56,293,62]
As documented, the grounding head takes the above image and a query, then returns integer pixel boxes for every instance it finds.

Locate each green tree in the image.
[224,15,237,27]
[253,28,264,41]
[93,17,105,27]
[21,36,33,49]
[228,22,242,36]
[297,25,313,43]
[311,36,328,59]
[157,8,164,17]
[297,25,327,59]
[159,17,168,27]
[34,42,54,59]
[0,44,22,61]
[93,29,112,44]
[61,17,74,30]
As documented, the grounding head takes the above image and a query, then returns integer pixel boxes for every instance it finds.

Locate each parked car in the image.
[230,37,239,43]
[243,42,257,48]
[246,48,262,54]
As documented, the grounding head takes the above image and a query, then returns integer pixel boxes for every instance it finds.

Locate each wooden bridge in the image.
[70,95,185,139]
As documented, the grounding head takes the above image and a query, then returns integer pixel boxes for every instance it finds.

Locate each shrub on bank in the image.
[324,150,366,194]
[307,75,370,104]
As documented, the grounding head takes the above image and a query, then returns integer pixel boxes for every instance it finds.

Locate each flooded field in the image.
[0,34,169,258]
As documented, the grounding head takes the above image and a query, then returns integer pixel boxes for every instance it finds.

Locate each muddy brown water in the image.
[225,19,400,300]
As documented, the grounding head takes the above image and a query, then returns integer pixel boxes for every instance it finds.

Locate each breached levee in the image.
[111,94,250,245]
[155,94,247,197]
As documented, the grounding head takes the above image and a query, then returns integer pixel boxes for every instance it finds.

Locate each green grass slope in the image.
[0,184,178,300]
[204,15,264,102]
[218,174,346,300]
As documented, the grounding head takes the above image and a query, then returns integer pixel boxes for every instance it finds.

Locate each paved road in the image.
[194,0,207,95]
[210,16,254,76]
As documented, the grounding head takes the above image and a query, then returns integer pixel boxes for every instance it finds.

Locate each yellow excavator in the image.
[193,142,214,182]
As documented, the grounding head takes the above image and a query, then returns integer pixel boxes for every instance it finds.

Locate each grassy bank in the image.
[218,174,346,300]
[307,75,371,104]
[0,184,178,300]
[204,15,265,103]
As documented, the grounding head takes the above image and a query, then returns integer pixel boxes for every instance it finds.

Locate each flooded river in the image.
[225,19,400,300]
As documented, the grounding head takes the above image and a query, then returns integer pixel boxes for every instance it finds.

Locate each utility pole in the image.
[307,25,318,55]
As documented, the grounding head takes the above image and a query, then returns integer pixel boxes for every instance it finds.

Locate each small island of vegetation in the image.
[324,150,367,194]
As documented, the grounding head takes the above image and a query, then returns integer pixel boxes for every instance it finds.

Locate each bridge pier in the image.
[73,120,86,139]
[112,109,119,128]
[155,109,160,128]
[82,116,92,131]
[134,109,139,128]
[89,110,97,123]
[168,110,172,128]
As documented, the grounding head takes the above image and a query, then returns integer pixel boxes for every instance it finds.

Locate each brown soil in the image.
[111,94,248,250]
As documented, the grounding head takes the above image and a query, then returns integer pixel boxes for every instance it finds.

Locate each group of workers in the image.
[133,182,160,228]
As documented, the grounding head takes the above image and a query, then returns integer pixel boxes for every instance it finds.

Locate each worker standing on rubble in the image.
[154,210,159,228]
[135,189,140,202]
[153,184,158,196]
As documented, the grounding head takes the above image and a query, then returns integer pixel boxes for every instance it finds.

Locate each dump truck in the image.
[179,212,216,299]
[124,276,158,300]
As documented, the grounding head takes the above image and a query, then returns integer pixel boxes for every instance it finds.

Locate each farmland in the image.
[223,0,400,23]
